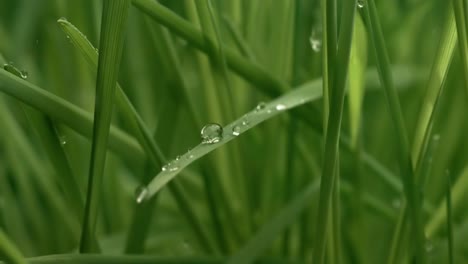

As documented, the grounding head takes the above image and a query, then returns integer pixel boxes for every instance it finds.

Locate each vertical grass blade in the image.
[452,0,468,97]
[363,1,425,262]
[446,170,454,264]
[312,1,357,262]
[80,0,131,252]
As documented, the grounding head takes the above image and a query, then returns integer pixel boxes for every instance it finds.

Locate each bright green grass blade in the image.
[226,180,320,264]
[312,1,357,262]
[0,229,26,264]
[80,0,130,252]
[425,165,468,237]
[10,254,302,264]
[348,14,367,147]
[452,0,468,98]
[411,9,456,162]
[0,69,144,164]
[364,1,425,262]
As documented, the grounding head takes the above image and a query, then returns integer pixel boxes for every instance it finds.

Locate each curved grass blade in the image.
[0,69,144,164]
[80,0,130,252]
[0,229,26,264]
[446,170,454,264]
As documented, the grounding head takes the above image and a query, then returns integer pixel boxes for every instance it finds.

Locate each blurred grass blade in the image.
[0,229,26,264]
[80,0,130,252]
[16,254,303,264]
[363,0,425,262]
[227,181,320,264]
[446,171,454,264]
[411,10,456,161]
[312,0,357,262]
[452,0,468,98]
[348,14,367,147]
[0,69,144,164]
[131,0,287,96]
[426,165,468,237]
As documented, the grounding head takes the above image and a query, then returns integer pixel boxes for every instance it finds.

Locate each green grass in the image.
[0,0,467,263]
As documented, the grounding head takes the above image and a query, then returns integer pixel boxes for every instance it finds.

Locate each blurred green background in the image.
[0,0,467,263]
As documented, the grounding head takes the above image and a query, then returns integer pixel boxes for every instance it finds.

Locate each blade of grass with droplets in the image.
[312,0,357,262]
[0,69,145,164]
[363,0,425,262]
[140,64,423,199]
[80,0,130,252]
[0,229,26,264]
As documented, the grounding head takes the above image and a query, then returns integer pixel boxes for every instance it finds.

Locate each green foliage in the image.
[0,0,467,263]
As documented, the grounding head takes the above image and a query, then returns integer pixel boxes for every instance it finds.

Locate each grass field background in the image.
[0,0,467,263]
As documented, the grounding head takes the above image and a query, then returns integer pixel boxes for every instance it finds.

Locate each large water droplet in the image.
[357,0,365,8]
[135,186,148,204]
[276,104,286,111]
[232,125,241,136]
[255,102,266,112]
[201,123,223,144]
[309,29,322,52]
[3,63,28,80]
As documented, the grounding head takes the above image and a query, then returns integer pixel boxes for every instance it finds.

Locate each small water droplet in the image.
[232,126,241,136]
[433,134,440,141]
[135,186,148,204]
[255,102,266,112]
[392,199,401,209]
[175,156,181,161]
[169,166,179,172]
[201,123,223,144]
[425,239,433,252]
[60,136,67,145]
[309,28,322,52]
[357,0,365,8]
[162,164,169,171]
[3,63,28,80]
[66,35,70,39]
[188,154,194,159]
[276,104,286,111]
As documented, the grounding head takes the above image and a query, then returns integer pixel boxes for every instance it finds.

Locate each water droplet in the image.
[60,136,67,145]
[309,29,322,52]
[175,156,181,161]
[276,104,286,111]
[425,239,433,252]
[255,102,266,112]
[357,0,365,8]
[201,123,223,144]
[162,164,169,171]
[392,199,401,209]
[232,126,241,136]
[188,154,194,159]
[135,186,148,204]
[169,166,179,172]
[3,63,28,80]
[66,35,70,39]
[433,134,440,141]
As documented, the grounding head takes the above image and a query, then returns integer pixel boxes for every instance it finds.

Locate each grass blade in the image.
[446,170,454,264]
[0,229,26,264]
[312,0,357,262]
[80,0,130,252]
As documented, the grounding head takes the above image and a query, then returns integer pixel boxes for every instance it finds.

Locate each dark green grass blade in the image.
[312,1,357,262]
[0,69,144,164]
[80,0,130,252]
[363,1,425,262]
[9,254,303,264]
